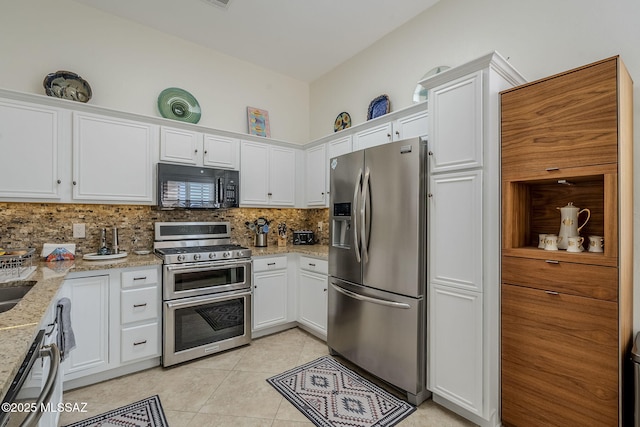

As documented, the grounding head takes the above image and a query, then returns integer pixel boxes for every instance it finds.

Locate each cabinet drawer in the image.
[121,322,160,363]
[299,256,328,274]
[121,286,159,324]
[501,283,618,426]
[501,59,618,178]
[502,256,617,301]
[253,256,287,272]
[121,268,158,288]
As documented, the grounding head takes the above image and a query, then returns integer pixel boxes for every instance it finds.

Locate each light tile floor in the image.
[59,327,476,426]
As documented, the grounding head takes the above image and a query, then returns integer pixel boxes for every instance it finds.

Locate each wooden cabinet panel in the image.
[501,58,618,178]
[501,284,618,427]
[502,256,618,301]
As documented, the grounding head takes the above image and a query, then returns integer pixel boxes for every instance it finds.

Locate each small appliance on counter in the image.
[293,230,315,245]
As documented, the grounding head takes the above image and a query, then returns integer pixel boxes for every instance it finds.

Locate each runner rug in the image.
[62,395,168,427]
[267,356,415,427]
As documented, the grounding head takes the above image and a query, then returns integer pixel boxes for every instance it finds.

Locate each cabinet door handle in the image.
[545,260,560,264]
[308,263,316,267]
[545,291,559,295]
[133,276,147,281]
[545,167,560,171]
[133,340,147,346]
[427,193,433,198]
[267,192,273,196]
[267,262,276,266]
[133,303,148,308]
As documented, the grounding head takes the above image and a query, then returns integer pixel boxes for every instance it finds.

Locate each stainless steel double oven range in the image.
[154,222,252,367]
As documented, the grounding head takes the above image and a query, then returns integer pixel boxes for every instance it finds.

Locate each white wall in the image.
[310,0,640,139]
[311,0,640,333]
[0,0,310,143]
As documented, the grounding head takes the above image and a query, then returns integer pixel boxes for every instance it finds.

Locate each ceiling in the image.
[71,0,440,82]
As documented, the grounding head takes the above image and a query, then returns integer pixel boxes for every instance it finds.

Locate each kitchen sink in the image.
[0,281,36,313]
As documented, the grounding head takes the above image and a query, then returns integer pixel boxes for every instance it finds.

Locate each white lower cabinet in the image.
[60,265,161,388]
[297,257,328,339]
[252,256,290,332]
[60,274,110,380]
[429,284,483,415]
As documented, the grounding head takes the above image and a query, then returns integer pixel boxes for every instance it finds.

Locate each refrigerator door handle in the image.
[331,283,411,309]
[353,168,362,263]
[361,167,371,263]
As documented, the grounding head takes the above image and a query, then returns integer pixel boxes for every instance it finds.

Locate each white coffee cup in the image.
[588,235,604,253]
[544,234,559,251]
[538,234,547,249]
[566,236,584,253]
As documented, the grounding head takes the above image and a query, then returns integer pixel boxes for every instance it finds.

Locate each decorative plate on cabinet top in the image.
[157,87,201,124]
[43,70,92,103]
[367,94,390,120]
[334,111,351,132]
[413,65,450,103]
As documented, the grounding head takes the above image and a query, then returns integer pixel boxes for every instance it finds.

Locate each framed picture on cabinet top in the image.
[247,106,271,137]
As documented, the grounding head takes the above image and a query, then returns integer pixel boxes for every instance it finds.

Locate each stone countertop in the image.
[0,253,162,400]
[249,244,328,259]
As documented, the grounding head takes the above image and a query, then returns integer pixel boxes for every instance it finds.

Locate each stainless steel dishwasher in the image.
[0,329,61,427]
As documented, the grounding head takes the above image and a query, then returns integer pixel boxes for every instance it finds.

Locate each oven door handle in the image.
[19,343,60,427]
[165,290,252,309]
[165,259,250,272]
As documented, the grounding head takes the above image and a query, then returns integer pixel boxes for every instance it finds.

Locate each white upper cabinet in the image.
[327,135,352,160]
[394,109,428,141]
[353,122,393,151]
[305,143,327,206]
[160,126,239,170]
[73,112,158,203]
[203,134,240,170]
[159,126,201,165]
[428,71,483,173]
[240,140,296,206]
[268,145,296,206]
[0,100,68,200]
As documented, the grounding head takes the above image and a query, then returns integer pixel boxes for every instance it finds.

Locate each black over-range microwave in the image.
[157,163,239,209]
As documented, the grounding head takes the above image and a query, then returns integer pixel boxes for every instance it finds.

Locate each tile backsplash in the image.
[0,203,329,255]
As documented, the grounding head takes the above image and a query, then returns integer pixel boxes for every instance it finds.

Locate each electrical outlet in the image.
[73,223,86,238]
[317,221,323,232]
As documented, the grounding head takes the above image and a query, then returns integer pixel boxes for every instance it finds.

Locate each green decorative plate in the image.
[157,87,201,123]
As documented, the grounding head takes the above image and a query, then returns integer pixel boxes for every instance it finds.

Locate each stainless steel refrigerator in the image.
[328,137,429,405]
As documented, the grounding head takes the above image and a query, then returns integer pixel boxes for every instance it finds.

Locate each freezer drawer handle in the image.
[331,284,411,309]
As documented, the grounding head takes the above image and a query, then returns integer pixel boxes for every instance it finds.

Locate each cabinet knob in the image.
[204,150,208,154]
[387,133,392,140]
[195,149,198,153]
[428,151,434,156]
[427,193,433,198]
[57,179,61,184]
[323,288,327,292]
[268,192,273,196]
[73,181,77,185]
[395,130,400,136]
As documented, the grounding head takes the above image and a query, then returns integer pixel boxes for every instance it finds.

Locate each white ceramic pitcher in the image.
[557,202,590,249]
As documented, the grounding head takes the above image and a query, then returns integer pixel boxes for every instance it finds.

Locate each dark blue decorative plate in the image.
[367,94,390,120]
[43,71,92,103]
